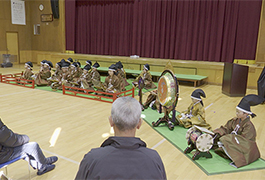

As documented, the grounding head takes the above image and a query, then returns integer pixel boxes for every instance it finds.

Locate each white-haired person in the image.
[0,119,58,175]
[75,96,166,180]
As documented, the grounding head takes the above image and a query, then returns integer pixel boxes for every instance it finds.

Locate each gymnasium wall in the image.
[0,0,65,63]
[0,0,32,55]
[0,0,264,89]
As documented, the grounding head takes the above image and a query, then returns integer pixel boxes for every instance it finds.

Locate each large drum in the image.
[157,72,177,107]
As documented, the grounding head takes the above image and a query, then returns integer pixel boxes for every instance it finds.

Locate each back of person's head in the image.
[111,97,141,131]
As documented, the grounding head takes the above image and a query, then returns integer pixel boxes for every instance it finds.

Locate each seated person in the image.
[0,119,58,175]
[76,61,83,78]
[143,89,159,110]
[34,60,52,86]
[51,61,71,90]
[115,61,130,91]
[48,61,62,82]
[20,61,34,80]
[68,62,81,83]
[85,60,92,67]
[213,94,264,168]
[103,64,121,93]
[75,96,166,180]
[66,57,73,64]
[90,62,102,90]
[77,64,94,91]
[176,89,211,129]
[132,64,157,89]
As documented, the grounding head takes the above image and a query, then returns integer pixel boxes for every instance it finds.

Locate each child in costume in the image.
[51,61,71,90]
[68,62,81,83]
[48,61,63,82]
[34,60,52,86]
[132,64,156,89]
[213,94,264,168]
[176,89,211,130]
[86,60,92,67]
[90,62,102,90]
[115,61,129,91]
[77,62,83,77]
[115,62,126,91]
[21,61,34,80]
[103,64,121,93]
[78,64,94,91]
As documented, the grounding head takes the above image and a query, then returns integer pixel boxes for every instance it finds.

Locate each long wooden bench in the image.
[96,67,207,87]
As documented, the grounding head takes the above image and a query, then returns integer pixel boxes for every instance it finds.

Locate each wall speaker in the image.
[51,0,59,19]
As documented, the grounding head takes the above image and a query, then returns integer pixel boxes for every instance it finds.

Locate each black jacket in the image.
[75,136,167,180]
[0,119,29,163]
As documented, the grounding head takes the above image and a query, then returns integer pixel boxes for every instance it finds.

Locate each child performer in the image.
[48,61,62,82]
[90,62,102,90]
[21,61,34,80]
[115,62,126,91]
[34,60,52,86]
[176,89,211,129]
[132,64,156,89]
[68,62,81,83]
[86,60,92,67]
[77,65,94,91]
[103,64,121,93]
[213,94,264,168]
[76,61,83,77]
[51,61,70,90]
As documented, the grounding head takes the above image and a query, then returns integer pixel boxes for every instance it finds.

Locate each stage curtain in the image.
[66,0,262,62]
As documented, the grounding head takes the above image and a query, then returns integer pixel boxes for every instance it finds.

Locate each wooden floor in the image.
[0,65,265,180]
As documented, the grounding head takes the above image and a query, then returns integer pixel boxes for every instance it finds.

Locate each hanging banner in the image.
[11,0,26,25]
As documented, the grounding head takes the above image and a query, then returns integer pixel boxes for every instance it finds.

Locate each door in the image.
[6,32,19,63]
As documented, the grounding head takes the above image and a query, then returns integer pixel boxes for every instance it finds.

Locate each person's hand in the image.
[214,133,221,141]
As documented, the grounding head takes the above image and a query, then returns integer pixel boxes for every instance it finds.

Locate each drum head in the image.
[157,73,176,106]
[196,134,213,152]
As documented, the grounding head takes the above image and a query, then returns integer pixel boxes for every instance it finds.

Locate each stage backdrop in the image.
[65,0,262,63]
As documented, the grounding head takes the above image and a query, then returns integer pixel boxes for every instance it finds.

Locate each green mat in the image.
[141,108,265,175]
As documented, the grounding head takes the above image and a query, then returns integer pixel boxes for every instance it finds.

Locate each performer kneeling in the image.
[77,64,94,91]
[176,89,211,130]
[51,61,70,90]
[34,60,53,86]
[21,61,34,80]
[90,62,102,90]
[212,94,264,168]
[103,64,121,93]
[132,64,157,89]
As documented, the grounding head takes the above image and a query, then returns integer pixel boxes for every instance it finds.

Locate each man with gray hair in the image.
[75,96,166,180]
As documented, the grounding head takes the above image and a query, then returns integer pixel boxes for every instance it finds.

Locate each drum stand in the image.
[152,110,175,130]
[184,140,212,160]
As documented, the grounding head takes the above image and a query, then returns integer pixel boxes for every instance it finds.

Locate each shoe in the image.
[37,164,55,175]
[46,156,58,164]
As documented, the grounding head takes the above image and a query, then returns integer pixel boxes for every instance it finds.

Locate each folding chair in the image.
[0,154,31,179]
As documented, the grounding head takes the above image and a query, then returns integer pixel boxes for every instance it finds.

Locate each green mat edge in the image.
[142,116,265,176]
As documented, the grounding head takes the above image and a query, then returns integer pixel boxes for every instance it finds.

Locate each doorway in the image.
[6,32,19,63]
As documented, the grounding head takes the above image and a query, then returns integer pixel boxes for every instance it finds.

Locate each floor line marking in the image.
[205,103,213,110]
[42,149,80,165]
[151,139,166,149]
[0,89,32,97]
